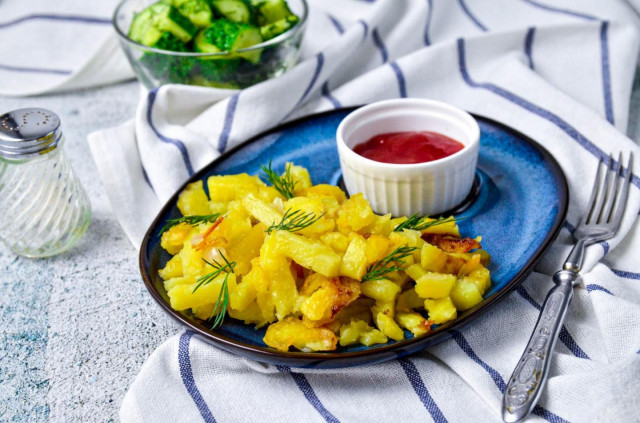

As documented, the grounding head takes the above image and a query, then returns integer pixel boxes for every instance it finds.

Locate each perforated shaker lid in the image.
[0,108,62,158]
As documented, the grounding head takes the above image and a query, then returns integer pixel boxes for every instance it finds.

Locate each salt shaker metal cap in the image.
[0,108,62,158]
[0,108,91,257]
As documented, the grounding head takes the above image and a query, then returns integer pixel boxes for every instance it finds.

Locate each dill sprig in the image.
[192,251,236,329]
[193,252,236,293]
[159,213,221,235]
[261,161,297,199]
[208,274,230,329]
[362,245,418,282]
[266,208,325,234]
[393,214,457,232]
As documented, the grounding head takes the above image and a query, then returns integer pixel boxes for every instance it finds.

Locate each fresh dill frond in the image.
[265,208,325,234]
[362,245,418,282]
[192,251,236,293]
[192,250,236,329]
[261,161,297,199]
[393,214,457,232]
[208,273,230,329]
[159,213,221,235]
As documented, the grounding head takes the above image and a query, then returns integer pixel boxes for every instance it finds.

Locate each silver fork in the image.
[502,152,634,422]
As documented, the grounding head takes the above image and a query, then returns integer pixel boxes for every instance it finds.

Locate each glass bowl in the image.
[112,0,307,89]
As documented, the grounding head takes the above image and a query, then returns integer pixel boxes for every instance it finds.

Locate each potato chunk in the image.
[414,272,457,299]
[424,297,457,324]
[339,235,368,280]
[177,181,211,216]
[271,230,342,277]
[263,317,338,352]
[300,274,360,326]
[336,193,375,233]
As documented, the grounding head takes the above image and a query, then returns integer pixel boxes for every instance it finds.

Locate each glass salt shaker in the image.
[0,108,91,257]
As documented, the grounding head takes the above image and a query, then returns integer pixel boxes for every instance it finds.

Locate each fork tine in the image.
[592,154,614,224]
[601,152,623,224]
[610,152,634,230]
[583,157,604,225]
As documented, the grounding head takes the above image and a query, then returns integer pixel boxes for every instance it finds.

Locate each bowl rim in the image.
[112,0,308,57]
[139,107,569,366]
[336,98,480,170]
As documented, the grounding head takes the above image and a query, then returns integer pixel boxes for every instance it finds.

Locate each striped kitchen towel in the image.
[89,0,640,422]
[0,0,133,96]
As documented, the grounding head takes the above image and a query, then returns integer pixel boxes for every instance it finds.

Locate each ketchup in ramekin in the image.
[352,131,464,164]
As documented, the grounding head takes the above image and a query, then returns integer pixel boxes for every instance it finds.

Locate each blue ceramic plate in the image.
[140,108,568,368]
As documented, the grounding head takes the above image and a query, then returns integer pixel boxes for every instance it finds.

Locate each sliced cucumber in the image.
[140,33,194,83]
[170,0,213,28]
[128,8,165,45]
[210,0,255,24]
[155,3,198,41]
[194,29,222,54]
[201,19,263,63]
[254,0,293,26]
[259,14,298,40]
[130,3,198,44]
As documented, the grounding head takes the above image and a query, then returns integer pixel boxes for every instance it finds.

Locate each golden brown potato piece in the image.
[263,317,338,352]
[300,274,360,326]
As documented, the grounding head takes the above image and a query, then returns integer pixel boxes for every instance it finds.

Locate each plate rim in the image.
[139,107,569,365]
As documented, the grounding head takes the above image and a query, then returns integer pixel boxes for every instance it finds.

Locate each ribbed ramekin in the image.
[336,99,480,216]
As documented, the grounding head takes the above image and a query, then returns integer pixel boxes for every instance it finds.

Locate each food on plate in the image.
[157,163,491,352]
[127,0,300,85]
[352,131,465,165]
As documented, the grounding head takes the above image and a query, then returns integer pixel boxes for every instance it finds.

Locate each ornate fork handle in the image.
[502,270,581,422]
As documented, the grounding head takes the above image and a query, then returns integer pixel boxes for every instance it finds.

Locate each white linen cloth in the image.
[0,0,133,96]
[62,0,640,421]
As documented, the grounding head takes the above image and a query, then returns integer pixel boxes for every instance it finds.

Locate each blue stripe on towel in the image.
[456,38,640,189]
[141,165,155,193]
[300,53,324,103]
[520,0,597,21]
[0,14,111,29]
[457,0,488,31]
[276,366,340,423]
[600,22,614,125]
[516,286,590,359]
[611,268,640,280]
[359,20,369,39]
[218,93,239,152]
[390,62,407,98]
[450,331,506,391]
[147,88,194,175]
[424,0,434,45]
[372,28,389,63]
[0,63,72,75]
[450,331,569,423]
[178,331,216,423]
[327,14,344,34]
[398,358,448,423]
[524,28,536,70]
[586,284,614,295]
[321,81,342,109]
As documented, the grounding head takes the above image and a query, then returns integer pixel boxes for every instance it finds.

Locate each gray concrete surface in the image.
[2,71,640,422]
[0,80,180,422]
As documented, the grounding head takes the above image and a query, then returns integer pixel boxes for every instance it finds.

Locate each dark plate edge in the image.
[138,107,569,367]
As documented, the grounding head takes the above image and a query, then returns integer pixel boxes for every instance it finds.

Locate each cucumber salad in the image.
[127,0,301,88]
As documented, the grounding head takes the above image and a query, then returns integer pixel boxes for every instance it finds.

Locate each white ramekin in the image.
[336,99,480,216]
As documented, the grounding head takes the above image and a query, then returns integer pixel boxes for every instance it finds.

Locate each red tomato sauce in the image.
[352,131,464,164]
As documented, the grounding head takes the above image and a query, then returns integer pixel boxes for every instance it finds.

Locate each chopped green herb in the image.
[265,208,325,234]
[362,245,417,282]
[192,250,236,329]
[159,213,221,235]
[393,214,457,232]
[261,161,297,199]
